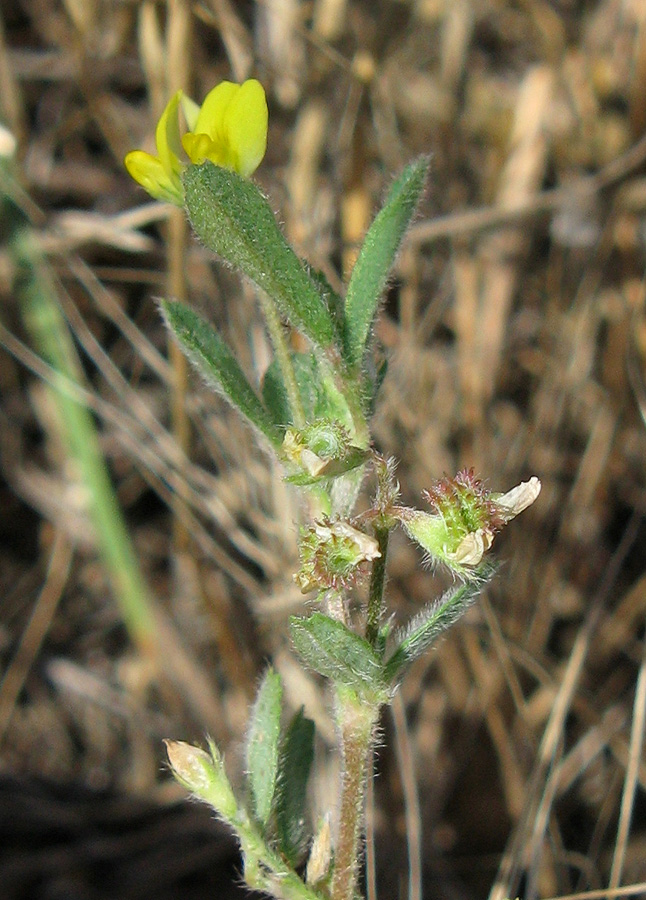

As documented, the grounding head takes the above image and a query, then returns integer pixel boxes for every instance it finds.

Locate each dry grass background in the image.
[1,0,646,898]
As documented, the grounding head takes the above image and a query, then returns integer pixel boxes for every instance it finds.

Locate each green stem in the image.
[170,738,322,900]
[331,687,380,900]
[259,292,306,428]
[365,525,389,647]
[235,813,322,900]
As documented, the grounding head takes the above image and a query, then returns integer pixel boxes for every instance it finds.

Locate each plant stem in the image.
[167,207,191,553]
[331,687,380,900]
[236,813,322,900]
[259,292,306,428]
[365,525,389,646]
[166,0,192,554]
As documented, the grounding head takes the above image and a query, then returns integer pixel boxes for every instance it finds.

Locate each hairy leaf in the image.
[289,613,387,699]
[184,163,335,351]
[275,708,315,866]
[343,157,429,370]
[163,300,282,447]
[384,567,494,683]
[245,667,283,826]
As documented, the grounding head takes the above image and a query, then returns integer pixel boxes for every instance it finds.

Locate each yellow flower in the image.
[124,80,268,204]
[181,80,268,177]
[124,91,184,204]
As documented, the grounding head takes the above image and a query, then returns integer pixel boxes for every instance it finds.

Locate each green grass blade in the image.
[13,230,157,653]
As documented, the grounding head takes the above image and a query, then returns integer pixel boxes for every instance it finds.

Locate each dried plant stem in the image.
[166,0,192,551]
[331,687,380,900]
[167,209,191,551]
[391,692,422,900]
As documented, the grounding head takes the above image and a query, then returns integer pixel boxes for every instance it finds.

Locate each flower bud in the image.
[165,738,238,820]
[282,422,368,484]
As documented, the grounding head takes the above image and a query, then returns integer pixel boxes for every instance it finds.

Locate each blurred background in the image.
[1,1,646,898]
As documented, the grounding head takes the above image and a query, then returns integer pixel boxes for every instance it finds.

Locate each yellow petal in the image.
[223,79,268,176]
[124,150,183,204]
[182,132,227,167]
[155,90,183,179]
[193,81,239,141]
[180,93,200,132]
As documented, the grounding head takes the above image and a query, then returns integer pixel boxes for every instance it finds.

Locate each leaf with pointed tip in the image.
[343,157,429,370]
[245,667,283,827]
[162,300,282,448]
[183,163,335,351]
[274,708,315,866]
[289,613,387,700]
[384,567,494,683]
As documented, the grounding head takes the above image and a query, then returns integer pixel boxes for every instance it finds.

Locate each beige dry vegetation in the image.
[1,0,646,899]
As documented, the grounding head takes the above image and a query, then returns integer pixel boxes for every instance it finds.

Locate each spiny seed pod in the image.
[398,472,541,577]
[295,519,381,593]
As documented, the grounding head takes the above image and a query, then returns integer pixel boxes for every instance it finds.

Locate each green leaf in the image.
[246,667,283,827]
[289,613,387,699]
[364,356,388,419]
[261,361,290,426]
[374,621,391,661]
[262,353,321,426]
[306,265,344,343]
[283,446,368,485]
[383,570,493,683]
[342,157,429,370]
[275,708,315,867]
[262,349,356,440]
[162,300,282,448]
[183,163,336,351]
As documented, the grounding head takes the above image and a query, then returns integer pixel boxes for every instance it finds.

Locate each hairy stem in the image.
[221,804,321,900]
[365,525,389,646]
[331,687,380,900]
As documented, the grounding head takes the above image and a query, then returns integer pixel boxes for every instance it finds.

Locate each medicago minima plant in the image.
[126,78,540,900]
